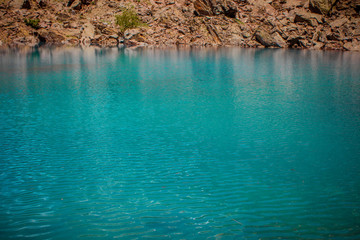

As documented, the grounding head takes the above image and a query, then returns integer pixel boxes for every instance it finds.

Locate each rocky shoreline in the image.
[0,0,359,51]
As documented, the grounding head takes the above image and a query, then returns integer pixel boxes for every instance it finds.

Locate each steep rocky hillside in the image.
[0,0,359,50]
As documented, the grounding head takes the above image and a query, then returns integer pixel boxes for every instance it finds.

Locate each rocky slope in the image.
[0,0,359,50]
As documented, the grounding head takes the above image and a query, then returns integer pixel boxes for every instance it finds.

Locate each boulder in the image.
[67,0,91,10]
[287,35,305,47]
[38,0,47,8]
[124,29,140,40]
[21,0,31,9]
[327,30,342,41]
[69,22,80,29]
[101,27,117,35]
[246,40,262,48]
[323,41,343,50]
[194,0,213,16]
[255,29,286,48]
[8,0,24,9]
[67,0,75,7]
[353,28,360,38]
[13,35,39,46]
[294,10,322,26]
[344,41,360,51]
[228,34,245,46]
[273,32,287,47]
[81,22,95,38]
[242,30,251,39]
[79,22,95,45]
[93,21,107,32]
[205,23,221,44]
[329,18,347,29]
[311,41,324,49]
[212,0,237,18]
[309,0,337,15]
[91,35,118,47]
[56,13,71,22]
[66,38,80,46]
[314,31,327,42]
[81,0,93,5]
[354,0,360,13]
[37,30,65,43]
[72,0,83,10]
[63,22,79,29]
[124,40,147,47]
[193,0,237,18]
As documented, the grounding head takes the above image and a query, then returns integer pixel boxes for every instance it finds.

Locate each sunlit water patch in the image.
[0,47,360,239]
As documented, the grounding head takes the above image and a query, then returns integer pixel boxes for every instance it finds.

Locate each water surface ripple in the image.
[0,47,360,239]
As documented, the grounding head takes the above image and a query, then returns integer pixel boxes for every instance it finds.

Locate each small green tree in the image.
[24,18,40,29]
[115,8,145,34]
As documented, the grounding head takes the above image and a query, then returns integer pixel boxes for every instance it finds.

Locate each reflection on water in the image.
[0,47,360,239]
[1,47,359,97]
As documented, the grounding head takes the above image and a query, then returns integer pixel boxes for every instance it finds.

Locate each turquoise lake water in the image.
[0,47,359,239]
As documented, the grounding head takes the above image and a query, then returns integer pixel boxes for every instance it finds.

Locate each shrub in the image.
[24,18,40,29]
[115,8,145,33]
[234,18,244,25]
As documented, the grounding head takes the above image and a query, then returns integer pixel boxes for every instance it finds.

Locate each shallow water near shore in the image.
[0,47,360,239]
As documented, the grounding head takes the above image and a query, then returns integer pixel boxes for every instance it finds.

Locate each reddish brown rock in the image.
[255,28,286,48]
[344,40,360,51]
[21,0,31,9]
[0,0,358,50]
[91,35,118,47]
[294,10,322,27]
[355,0,360,13]
[37,29,65,43]
[194,0,237,18]
[309,0,337,15]
[194,0,213,16]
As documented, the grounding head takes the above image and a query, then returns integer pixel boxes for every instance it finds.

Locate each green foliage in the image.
[24,18,40,29]
[234,18,244,25]
[115,8,145,33]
